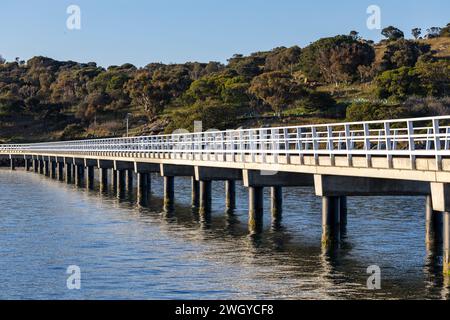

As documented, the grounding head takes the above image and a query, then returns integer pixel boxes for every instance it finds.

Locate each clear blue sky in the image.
[0,0,448,68]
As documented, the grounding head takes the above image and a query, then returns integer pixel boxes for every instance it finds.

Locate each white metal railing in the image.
[1,116,450,169]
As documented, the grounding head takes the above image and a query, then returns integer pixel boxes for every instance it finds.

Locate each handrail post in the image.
[407,120,416,170]
[384,122,393,169]
[363,123,372,168]
[433,118,442,171]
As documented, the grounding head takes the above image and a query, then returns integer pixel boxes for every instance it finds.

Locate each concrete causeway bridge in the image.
[1,115,450,274]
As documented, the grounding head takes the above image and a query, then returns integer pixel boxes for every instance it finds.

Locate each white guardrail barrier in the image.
[1,116,450,168]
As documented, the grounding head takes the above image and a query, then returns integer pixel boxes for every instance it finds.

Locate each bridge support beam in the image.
[271,186,283,223]
[65,163,72,183]
[426,195,443,247]
[163,176,175,211]
[99,168,108,192]
[117,170,126,197]
[75,165,84,187]
[195,166,241,212]
[33,158,39,173]
[191,177,200,208]
[9,157,15,171]
[137,173,149,206]
[444,212,450,276]
[44,160,50,176]
[86,166,95,189]
[322,196,341,246]
[248,186,264,234]
[39,159,44,174]
[199,180,212,216]
[24,156,32,171]
[50,161,57,179]
[225,180,236,211]
[126,169,133,191]
[431,183,450,212]
[57,162,64,181]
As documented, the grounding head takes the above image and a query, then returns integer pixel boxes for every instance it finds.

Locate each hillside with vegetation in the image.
[0,24,449,143]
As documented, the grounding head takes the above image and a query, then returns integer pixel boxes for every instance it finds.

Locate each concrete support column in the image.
[44,161,50,176]
[117,170,126,197]
[126,169,133,191]
[426,195,443,246]
[199,180,212,215]
[225,180,236,211]
[137,173,149,205]
[10,158,15,171]
[71,164,76,181]
[65,164,72,183]
[50,162,57,179]
[270,186,283,222]
[57,163,64,181]
[25,159,31,171]
[444,212,450,276]
[99,168,108,192]
[339,196,348,228]
[75,165,84,187]
[322,196,341,245]
[112,170,118,190]
[86,166,95,189]
[39,160,44,174]
[163,176,175,211]
[33,159,39,173]
[191,177,200,208]
[248,186,264,233]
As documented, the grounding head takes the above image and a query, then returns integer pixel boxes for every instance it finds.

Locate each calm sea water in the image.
[0,168,448,300]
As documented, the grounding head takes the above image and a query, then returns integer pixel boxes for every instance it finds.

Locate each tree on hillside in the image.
[349,31,360,41]
[248,71,307,117]
[426,27,442,39]
[411,28,422,39]
[298,35,375,84]
[381,26,405,41]
[440,23,450,37]
[379,39,430,71]
[264,46,301,73]
[0,55,5,64]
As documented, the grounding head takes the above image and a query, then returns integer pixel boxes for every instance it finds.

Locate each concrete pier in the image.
[10,158,15,171]
[75,165,84,187]
[126,169,133,191]
[248,186,264,233]
[137,173,149,205]
[57,162,64,181]
[225,180,236,211]
[50,161,57,179]
[44,160,49,176]
[117,170,126,197]
[65,163,72,183]
[163,176,175,211]
[39,160,44,174]
[444,212,450,276]
[270,186,283,222]
[112,170,118,190]
[191,177,200,208]
[86,166,95,189]
[322,196,341,245]
[426,195,443,246]
[339,196,348,228]
[25,158,31,171]
[199,180,212,215]
[33,159,39,173]
[99,168,108,192]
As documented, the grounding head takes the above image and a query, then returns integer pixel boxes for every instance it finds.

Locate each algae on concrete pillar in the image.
[322,196,341,246]
[199,180,212,215]
[86,166,95,189]
[225,180,236,211]
[164,176,175,212]
[50,162,57,179]
[57,162,64,181]
[99,168,108,193]
[117,170,126,198]
[248,186,264,234]
[270,186,283,223]
[65,164,72,183]
[191,177,199,208]
[426,195,443,247]
[444,212,450,276]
